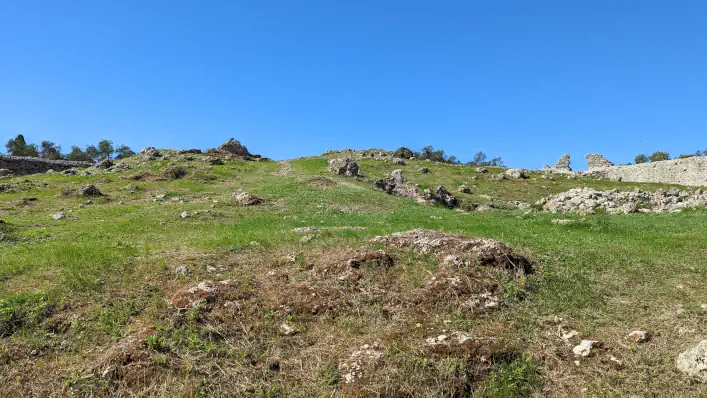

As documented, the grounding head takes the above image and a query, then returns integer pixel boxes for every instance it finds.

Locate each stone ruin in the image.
[585,153,614,169]
[0,155,92,176]
[539,153,707,187]
[552,154,571,171]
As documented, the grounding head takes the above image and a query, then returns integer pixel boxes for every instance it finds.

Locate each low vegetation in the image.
[0,148,705,396]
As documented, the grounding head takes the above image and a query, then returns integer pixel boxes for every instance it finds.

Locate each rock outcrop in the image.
[328,158,360,176]
[375,170,458,208]
[218,138,251,157]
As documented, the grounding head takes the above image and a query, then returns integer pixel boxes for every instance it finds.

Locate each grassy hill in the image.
[0,151,705,397]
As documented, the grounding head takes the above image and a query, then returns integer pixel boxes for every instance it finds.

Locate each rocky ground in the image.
[0,146,705,397]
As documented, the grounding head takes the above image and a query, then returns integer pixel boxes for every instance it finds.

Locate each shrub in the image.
[649,151,670,162]
[163,165,188,179]
[393,147,415,159]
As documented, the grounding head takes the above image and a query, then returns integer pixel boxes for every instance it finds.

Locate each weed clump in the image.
[163,165,188,180]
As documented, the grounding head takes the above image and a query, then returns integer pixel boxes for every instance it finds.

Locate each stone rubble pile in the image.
[538,187,707,214]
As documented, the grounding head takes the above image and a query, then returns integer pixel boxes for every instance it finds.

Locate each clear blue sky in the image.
[1,1,706,169]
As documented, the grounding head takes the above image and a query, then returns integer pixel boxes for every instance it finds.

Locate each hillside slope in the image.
[0,151,705,397]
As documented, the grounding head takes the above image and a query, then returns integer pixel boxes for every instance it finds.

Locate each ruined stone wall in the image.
[0,155,92,175]
[588,156,707,187]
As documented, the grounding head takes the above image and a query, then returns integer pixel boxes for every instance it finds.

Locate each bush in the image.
[634,154,648,164]
[163,165,188,179]
[649,151,670,162]
[393,147,415,159]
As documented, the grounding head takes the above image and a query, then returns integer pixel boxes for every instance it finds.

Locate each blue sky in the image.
[1,1,706,169]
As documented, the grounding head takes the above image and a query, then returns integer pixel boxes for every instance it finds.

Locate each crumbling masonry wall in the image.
[0,155,92,175]
[587,155,707,187]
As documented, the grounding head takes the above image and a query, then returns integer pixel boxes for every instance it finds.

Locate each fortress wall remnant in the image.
[586,155,707,187]
[0,155,92,176]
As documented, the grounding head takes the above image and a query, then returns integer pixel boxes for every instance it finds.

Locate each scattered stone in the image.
[279,323,296,336]
[180,211,190,219]
[676,340,707,380]
[573,340,598,357]
[339,342,384,384]
[392,158,406,165]
[505,168,526,179]
[300,234,317,243]
[371,229,533,274]
[232,191,264,206]
[52,213,65,221]
[628,330,650,343]
[488,173,505,181]
[174,266,188,276]
[293,227,320,233]
[328,158,360,176]
[609,355,623,367]
[475,167,488,174]
[0,169,13,177]
[170,281,216,308]
[561,329,579,342]
[418,167,430,174]
[458,185,471,194]
[538,187,707,214]
[552,219,574,225]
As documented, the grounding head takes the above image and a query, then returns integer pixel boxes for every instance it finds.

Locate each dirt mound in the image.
[371,229,533,275]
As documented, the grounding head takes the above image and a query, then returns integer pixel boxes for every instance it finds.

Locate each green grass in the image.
[0,150,705,397]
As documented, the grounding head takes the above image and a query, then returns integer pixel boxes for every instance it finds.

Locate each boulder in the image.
[458,185,471,194]
[476,167,488,174]
[433,186,458,208]
[233,191,264,206]
[328,158,360,177]
[218,138,250,156]
[418,167,430,174]
[96,159,114,169]
[140,147,161,158]
[78,185,103,196]
[677,340,707,380]
[505,168,526,179]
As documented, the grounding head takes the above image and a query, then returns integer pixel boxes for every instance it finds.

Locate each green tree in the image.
[393,147,414,159]
[115,145,135,159]
[85,145,99,161]
[649,151,670,162]
[472,151,488,165]
[5,134,39,157]
[634,154,649,164]
[39,141,62,160]
[489,157,504,167]
[97,140,115,159]
[65,146,93,162]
